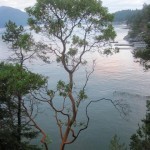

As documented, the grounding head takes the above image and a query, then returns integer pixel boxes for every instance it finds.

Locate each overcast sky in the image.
[0,0,150,12]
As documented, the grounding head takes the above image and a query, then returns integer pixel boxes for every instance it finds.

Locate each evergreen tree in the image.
[128,4,150,39]
[133,24,150,70]
[109,135,127,150]
[130,100,150,150]
[127,4,150,69]
[0,63,46,150]
[2,20,37,66]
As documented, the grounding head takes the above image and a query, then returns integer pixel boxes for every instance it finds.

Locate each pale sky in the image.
[0,0,150,12]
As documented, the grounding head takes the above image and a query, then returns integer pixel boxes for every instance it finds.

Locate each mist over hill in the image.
[0,6,28,28]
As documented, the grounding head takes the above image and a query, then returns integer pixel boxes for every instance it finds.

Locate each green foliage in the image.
[0,74,18,150]
[130,100,150,150]
[47,90,55,98]
[0,62,46,150]
[133,47,150,70]
[26,0,114,28]
[57,80,70,97]
[109,135,127,150]
[0,63,46,95]
[128,4,150,39]
[134,48,150,62]
[26,0,116,65]
[78,90,88,100]
[2,20,32,50]
[2,20,24,43]
[2,20,35,65]
[133,24,150,70]
[67,48,78,56]
[127,4,150,69]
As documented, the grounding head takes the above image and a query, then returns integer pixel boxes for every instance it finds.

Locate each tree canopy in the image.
[0,62,47,150]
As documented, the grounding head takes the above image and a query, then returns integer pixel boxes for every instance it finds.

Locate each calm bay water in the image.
[0,25,150,149]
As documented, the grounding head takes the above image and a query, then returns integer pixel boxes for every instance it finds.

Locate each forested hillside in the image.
[127,4,150,70]
[113,9,138,23]
[127,4,150,38]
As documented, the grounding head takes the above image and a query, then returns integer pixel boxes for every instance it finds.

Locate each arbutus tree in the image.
[26,0,126,149]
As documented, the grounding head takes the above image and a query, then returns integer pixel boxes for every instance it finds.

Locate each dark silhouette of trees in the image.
[126,4,150,69]
[133,24,150,70]
[0,62,46,150]
[130,100,150,150]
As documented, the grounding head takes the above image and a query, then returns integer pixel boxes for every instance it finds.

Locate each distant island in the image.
[0,6,28,28]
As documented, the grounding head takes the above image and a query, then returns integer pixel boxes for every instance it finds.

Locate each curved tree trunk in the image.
[17,95,22,150]
[60,72,77,150]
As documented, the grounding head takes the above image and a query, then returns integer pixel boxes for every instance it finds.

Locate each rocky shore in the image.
[124,30,147,49]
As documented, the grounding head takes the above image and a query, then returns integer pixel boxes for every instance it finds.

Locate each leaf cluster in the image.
[2,20,33,51]
[0,62,46,96]
[57,80,70,97]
